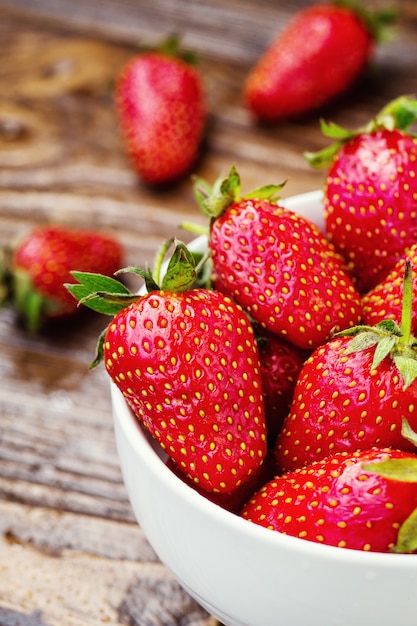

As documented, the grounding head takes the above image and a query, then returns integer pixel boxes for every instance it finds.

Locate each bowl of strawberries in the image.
[108,181,417,625]
[70,96,417,626]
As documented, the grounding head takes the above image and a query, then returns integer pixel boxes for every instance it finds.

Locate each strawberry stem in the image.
[400,258,413,347]
[305,95,417,169]
[153,237,175,286]
[180,221,209,236]
[194,165,286,221]
[333,0,397,43]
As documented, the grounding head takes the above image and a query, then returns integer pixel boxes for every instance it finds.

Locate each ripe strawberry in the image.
[166,449,276,515]
[241,447,417,553]
[243,2,394,122]
[256,328,310,447]
[275,259,417,472]
[306,95,417,294]
[194,166,363,351]
[115,36,206,185]
[362,244,417,332]
[68,240,267,494]
[2,225,123,332]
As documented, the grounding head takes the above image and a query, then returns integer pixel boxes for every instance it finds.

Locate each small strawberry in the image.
[1,225,123,332]
[241,447,417,553]
[243,2,394,122]
[306,95,417,294]
[115,36,206,185]
[362,244,417,332]
[275,259,417,473]
[256,328,310,447]
[67,240,267,494]
[194,166,363,351]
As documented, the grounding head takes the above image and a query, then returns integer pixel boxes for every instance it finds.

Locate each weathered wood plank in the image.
[0,502,218,626]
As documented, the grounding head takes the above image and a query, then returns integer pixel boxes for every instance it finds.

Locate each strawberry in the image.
[1,225,123,332]
[243,2,394,122]
[115,36,206,185]
[194,166,363,351]
[275,259,417,472]
[166,449,276,515]
[362,244,417,332]
[241,447,417,553]
[67,240,267,494]
[256,328,310,447]
[306,95,417,294]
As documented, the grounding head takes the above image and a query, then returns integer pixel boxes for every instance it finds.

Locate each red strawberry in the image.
[68,240,267,494]
[306,95,417,294]
[3,225,123,332]
[241,447,417,553]
[166,449,276,515]
[275,259,417,472]
[256,328,310,447]
[115,36,206,185]
[194,166,363,351]
[362,244,417,332]
[243,3,393,122]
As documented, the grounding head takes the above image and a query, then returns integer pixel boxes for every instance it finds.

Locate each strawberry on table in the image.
[243,1,394,122]
[275,259,417,473]
[194,166,363,351]
[1,225,123,333]
[67,239,267,494]
[306,95,417,294]
[115,35,206,186]
[241,447,417,553]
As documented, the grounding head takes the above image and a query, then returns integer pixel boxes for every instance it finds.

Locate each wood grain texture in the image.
[0,0,416,623]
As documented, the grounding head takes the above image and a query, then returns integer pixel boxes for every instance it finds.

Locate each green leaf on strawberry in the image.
[306,95,417,168]
[363,457,417,482]
[194,165,285,221]
[395,508,417,554]
[67,272,133,316]
[156,33,200,66]
[362,454,417,553]
[67,238,208,365]
[337,259,417,389]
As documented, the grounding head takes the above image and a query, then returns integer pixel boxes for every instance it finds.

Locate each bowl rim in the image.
[112,187,417,569]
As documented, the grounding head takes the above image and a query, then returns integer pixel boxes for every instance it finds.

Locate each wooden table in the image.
[0,1,416,623]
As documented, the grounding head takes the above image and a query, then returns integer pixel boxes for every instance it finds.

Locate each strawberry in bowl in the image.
[306,95,417,294]
[69,187,417,626]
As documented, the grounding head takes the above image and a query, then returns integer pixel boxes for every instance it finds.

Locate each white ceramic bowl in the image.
[112,190,417,626]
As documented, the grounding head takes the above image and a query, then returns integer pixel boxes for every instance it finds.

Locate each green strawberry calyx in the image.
[65,238,209,367]
[0,245,66,334]
[336,258,417,389]
[305,94,417,168]
[141,33,199,65]
[13,267,67,333]
[193,165,287,224]
[362,456,417,553]
[332,0,397,43]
